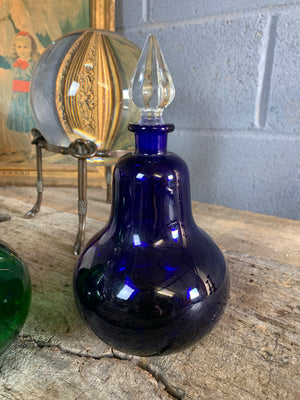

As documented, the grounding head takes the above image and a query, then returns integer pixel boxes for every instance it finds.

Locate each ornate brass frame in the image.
[91,0,115,31]
[0,0,115,187]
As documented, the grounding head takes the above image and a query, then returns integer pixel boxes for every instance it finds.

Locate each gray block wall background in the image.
[116,0,300,220]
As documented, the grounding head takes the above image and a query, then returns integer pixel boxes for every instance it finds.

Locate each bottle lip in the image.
[128,124,175,134]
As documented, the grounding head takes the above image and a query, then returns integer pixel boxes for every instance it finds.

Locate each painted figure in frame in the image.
[0,31,39,160]
[0,0,89,163]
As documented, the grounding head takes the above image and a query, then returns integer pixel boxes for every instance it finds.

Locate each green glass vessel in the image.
[0,241,31,355]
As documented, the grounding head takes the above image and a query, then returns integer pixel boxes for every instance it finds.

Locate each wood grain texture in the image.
[0,191,299,399]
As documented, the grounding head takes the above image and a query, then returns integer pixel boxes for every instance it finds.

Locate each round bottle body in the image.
[74,143,229,356]
[0,241,31,355]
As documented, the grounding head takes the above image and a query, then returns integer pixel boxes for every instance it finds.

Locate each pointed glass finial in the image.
[129,34,175,125]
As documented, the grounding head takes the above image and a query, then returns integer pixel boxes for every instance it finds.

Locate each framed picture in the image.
[0,0,115,186]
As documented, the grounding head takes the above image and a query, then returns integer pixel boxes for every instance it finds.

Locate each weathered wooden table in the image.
[0,188,299,399]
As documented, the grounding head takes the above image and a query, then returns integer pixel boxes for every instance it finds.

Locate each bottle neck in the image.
[128,124,175,155]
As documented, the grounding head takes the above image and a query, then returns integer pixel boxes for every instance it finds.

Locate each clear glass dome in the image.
[30,29,141,150]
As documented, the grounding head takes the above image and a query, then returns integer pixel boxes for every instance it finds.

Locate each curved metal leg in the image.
[106,165,112,204]
[73,158,88,255]
[24,139,43,219]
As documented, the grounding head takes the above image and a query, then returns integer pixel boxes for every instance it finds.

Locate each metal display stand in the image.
[24,129,128,255]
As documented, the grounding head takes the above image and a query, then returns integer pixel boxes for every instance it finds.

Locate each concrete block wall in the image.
[116,1,300,220]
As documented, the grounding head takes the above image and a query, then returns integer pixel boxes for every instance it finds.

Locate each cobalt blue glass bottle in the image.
[73,35,229,356]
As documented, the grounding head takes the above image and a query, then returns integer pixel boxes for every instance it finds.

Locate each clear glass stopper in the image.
[129,34,175,125]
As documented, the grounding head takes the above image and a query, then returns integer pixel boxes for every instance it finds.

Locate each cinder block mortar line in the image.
[171,130,300,140]
[116,4,299,32]
[255,15,278,128]
[141,0,150,23]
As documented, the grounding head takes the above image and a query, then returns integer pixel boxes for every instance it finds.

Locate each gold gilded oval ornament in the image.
[30,29,140,151]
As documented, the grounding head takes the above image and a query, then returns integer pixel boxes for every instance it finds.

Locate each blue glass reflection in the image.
[188,287,201,301]
[133,234,148,247]
[171,228,179,241]
[117,276,139,300]
[117,284,134,300]
[136,172,146,180]
[133,234,141,246]
[164,265,177,272]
